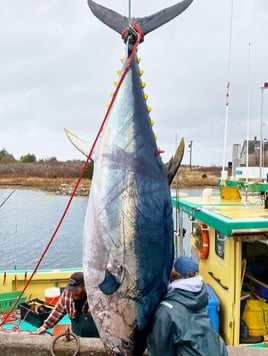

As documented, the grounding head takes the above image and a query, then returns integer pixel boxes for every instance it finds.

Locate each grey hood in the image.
[164,277,208,312]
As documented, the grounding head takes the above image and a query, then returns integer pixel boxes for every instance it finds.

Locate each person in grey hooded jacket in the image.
[146,256,228,356]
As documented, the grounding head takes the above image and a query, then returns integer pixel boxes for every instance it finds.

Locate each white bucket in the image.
[45,287,61,306]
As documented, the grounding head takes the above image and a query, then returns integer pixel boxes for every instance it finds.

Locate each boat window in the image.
[215,230,225,259]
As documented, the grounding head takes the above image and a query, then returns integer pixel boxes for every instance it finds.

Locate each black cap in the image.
[66,272,84,291]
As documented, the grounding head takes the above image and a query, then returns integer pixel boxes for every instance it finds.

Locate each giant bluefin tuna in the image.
[80,1,193,355]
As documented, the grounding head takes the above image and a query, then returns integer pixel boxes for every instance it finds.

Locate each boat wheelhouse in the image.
[172,183,268,347]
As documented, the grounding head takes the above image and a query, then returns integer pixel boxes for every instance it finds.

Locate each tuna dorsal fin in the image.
[87,0,194,35]
[64,128,92,159]
[166,137,185,185]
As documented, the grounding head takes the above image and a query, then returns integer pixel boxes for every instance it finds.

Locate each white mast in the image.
[221,0,234,181]
[245,43,251,183]
[128,0,132,22]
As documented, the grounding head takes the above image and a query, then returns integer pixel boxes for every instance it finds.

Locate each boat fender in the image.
[195,223,209,259]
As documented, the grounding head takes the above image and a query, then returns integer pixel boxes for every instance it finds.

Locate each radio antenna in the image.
[221,0,234,181]
[128,0,132,23]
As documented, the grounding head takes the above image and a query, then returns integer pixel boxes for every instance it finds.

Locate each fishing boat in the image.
[172,176,268,349]
[0,268,80,334]
[170,0,268,346]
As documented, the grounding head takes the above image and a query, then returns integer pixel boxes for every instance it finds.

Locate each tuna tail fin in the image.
[166,138,185,185]
[87,0,193,35]
[87,0,128,34]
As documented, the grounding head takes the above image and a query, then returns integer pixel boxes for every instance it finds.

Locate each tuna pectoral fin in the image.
[98,264,125,295]
[64,128,92,159]
[99,270,121,295]
[166,138,185,185]
[99,266,125,295]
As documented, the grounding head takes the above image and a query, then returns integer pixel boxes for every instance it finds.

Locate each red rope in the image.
[0,23,144,328]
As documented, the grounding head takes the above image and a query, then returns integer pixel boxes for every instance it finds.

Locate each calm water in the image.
[0,187,213,271]
[0,189,87,270]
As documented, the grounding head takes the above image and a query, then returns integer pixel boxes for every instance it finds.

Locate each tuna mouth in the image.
[110,335,146,356]
[109,339,133,356]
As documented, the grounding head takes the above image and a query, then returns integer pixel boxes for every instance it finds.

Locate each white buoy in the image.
[45,287,61,306]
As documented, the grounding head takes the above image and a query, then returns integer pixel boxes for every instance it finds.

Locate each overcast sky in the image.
[1,0,268,167]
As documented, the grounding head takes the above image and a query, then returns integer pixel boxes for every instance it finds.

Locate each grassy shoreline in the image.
[0,177,91,196]
[0,166,223,195]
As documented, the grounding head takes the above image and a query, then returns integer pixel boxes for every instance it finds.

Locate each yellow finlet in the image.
[141,81,146,89]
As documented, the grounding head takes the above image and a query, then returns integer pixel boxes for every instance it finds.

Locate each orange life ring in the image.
[195,223,209,259]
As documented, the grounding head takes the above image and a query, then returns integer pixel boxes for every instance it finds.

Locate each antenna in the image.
[221,0,234,181]
[246,42,251,184]
[260,84,268,179]
[128,0,132,23]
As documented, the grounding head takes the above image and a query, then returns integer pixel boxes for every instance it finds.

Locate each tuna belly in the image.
[83,170,173,354]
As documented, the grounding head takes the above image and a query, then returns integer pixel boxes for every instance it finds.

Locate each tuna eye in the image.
[122,339,133,349]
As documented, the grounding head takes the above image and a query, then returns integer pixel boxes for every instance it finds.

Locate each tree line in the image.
[0,148,51,163]
[0,148,93,179]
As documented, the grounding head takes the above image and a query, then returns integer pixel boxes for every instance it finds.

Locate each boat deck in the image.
[172,194,268,237]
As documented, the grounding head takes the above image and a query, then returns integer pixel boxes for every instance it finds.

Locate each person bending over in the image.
[36,272,99,337]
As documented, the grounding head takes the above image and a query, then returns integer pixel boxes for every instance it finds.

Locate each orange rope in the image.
[0,23,144,328]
